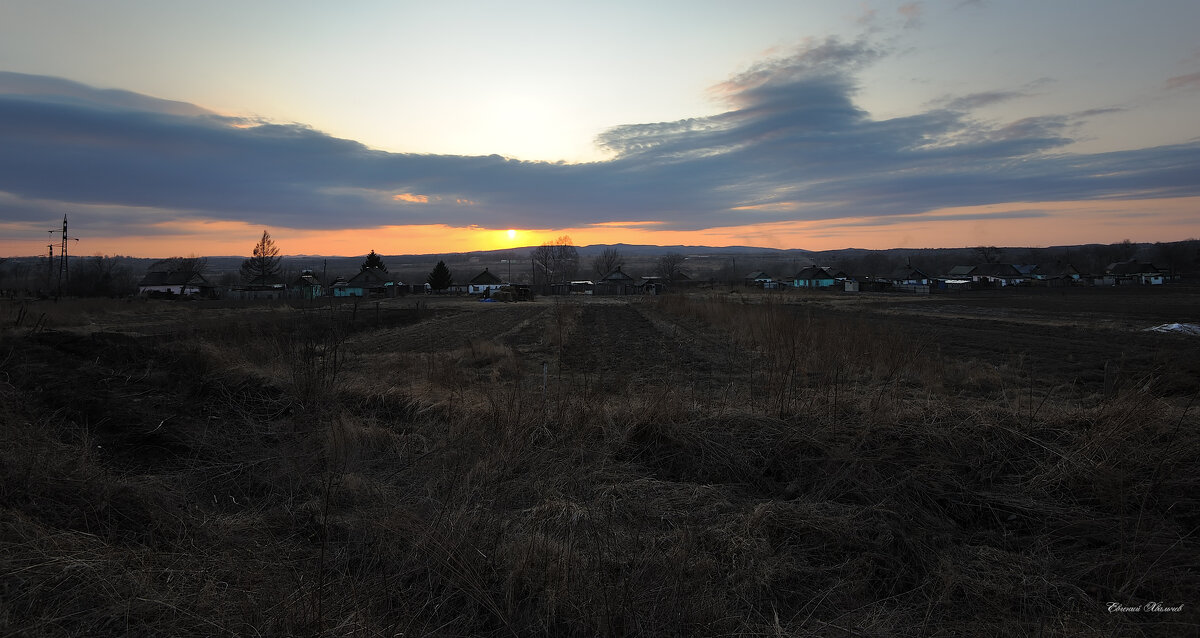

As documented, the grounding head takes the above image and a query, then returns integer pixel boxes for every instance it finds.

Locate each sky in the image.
[1,0,1199,258]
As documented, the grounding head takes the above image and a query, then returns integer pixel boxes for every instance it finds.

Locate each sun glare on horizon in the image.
[507,229,517,240]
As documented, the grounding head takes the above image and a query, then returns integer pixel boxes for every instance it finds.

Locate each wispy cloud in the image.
[1165,71,1200,91]
[898,2,924,29]
[2,35,1199,243]
[939,89,1029,111]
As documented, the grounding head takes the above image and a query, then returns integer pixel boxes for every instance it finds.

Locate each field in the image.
[2,286,1198,636]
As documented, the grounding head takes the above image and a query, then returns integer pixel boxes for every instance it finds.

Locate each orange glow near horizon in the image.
[1,197,1197,259]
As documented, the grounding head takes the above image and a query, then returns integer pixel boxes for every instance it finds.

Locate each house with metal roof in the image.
[137,271,212,297]
[340,267,399,297]
[792,265,836,288]
[468,268,505,295]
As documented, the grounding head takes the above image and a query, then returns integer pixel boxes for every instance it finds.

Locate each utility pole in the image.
[48,215,79,297]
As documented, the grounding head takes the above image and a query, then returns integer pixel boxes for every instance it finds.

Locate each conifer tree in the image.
[427,260,452,291]
[240,230,281,282]
[361,250,387,272]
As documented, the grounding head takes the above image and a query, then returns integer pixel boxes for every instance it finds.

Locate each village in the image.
[132,255,1177,300]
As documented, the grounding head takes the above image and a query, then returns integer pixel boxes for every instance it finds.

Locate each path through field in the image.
[353,300,549,354]
[557,301,736,392]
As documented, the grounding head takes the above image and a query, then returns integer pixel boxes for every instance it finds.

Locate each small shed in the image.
[290,270,324,299]
[745,271,774,288]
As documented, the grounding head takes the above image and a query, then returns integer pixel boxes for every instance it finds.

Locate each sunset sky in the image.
[2,0,1199,258]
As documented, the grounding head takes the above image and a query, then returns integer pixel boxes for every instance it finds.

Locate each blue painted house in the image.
[792,266,836,288]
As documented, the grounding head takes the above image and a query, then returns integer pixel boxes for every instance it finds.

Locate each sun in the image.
[507,229,517,240]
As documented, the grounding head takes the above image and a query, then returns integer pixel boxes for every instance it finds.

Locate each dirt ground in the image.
[403,286,1200,399]
[809,284,1200,397]
[4,286,1198,636]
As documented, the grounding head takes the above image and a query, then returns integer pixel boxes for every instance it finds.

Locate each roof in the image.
[947,265,976,276]
[291,271,323,287]
[242,274,285,288]
[885,267,931,281]
[745,271,771,280]
[1034,262,1080,278]
[1107,260,1161,275]
[971,263,1023,277]
[601,267,635,282]
[348,267,394,286]
[468,268,503,285]
[138,271,209,287]
[794,265,834,280]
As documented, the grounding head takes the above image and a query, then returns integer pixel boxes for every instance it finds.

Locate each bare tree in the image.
[591,247,623,278]
[974,246,1002,264]
[240,230,282,282]
[532,235,580,285]
[70,255,137,297]
[657,252,687,280]
[531,244,554,286]
[1113,238,1137,261]
[1152,240,1199,275]
[552,235,579,282]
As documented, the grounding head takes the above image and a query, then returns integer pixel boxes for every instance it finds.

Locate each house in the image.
[137,271,212,297]
[947,264,1025,287]
[745,271,776,288]
[792,265,836,288]
[1031,262,1081,286]
[330,277,358,297]
[1107,260,1164,285]
[595,267,637,295]
[468,268,505,295]
[231,275,287,300]
[290,269,324,299]
[886,267,932,286]
[347,267,398,297]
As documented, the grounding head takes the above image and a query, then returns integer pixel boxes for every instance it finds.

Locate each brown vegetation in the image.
[1,292,1197,636]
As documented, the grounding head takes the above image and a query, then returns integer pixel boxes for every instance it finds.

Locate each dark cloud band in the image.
[1,38,1198,240]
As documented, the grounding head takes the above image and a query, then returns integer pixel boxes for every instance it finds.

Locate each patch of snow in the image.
[1144,323,1200,336]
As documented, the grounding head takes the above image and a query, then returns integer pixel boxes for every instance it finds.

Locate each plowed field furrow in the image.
[559,302,730,388]
[354,303,549,353]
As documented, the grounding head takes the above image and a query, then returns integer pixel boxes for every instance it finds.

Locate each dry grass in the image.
[2,297,1197,636]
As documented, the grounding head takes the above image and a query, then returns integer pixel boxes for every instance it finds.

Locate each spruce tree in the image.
[361,250,387,272]
[427,260,452,291]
